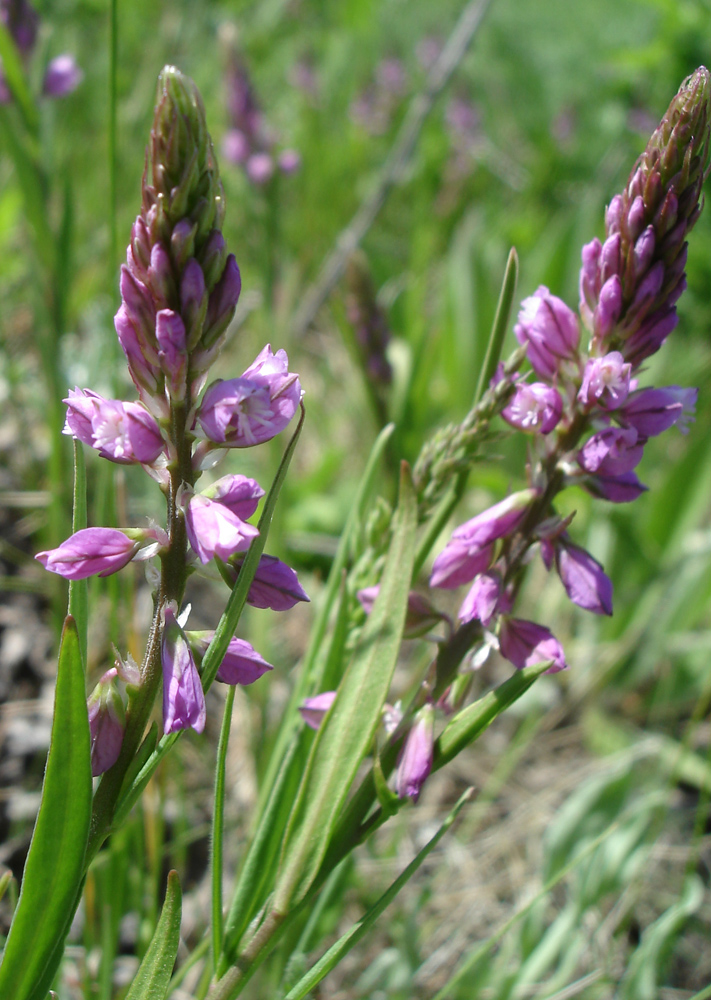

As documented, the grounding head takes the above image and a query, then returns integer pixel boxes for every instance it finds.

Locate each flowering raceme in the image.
[427,67,710,675]
[36,67,308,755]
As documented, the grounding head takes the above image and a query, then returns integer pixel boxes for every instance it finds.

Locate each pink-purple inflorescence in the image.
[221,35,300,185]
[428,66,710,675]
[35,67,308,767]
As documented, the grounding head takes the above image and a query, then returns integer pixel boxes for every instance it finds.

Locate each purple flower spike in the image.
[197,346,301,448]
[502,382,562,434]
[514,286,580,378]
[395,705,434,802]
[188,632,273,685]
[578,352,632,410]
[184,493,259,565]
[42,54,83,97]
[620,386,697,439]
[299,691,337,730]
[458,571,502,626]
[87,668,125,776]
[577,427,643,476]
[499,617,567,673]
[555,538,613,615]
[202,474,265,520]
[161,605,206,735]
[36,527,140,580]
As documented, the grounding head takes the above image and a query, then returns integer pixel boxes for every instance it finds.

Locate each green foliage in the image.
[0,618,91,1000]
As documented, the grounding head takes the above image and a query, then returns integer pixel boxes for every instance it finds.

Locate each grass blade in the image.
[0,617,92,1000]
[283,789,473,1000]
[273,462,417,913]
[125,870,182,1000]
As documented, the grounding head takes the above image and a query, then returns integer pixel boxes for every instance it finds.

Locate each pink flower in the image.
[299,691,337,730]
[502,382,562,434]
[197,346,301,448]
[202,474,265,520]
[619,386,697,439]
[36,528,140,580]
[554,538,613,615]
[514,286,580,378]
[189,632,273,685]
[578,352,632,410]
[63,389,165,465]
[184,493,259,565]
[499,617,567,673]
[43,54,83,97]
[577,427,643,476]
[87,668,125,776]
[161,605,206,734]
[395,705,434,802]
[458,571,503,626]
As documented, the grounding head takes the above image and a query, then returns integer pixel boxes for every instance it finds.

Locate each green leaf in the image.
[474,246,519,405]
[0,617,92,1000]
[125,871,182,1000]
[433,660,550,771]
[68,441,88,667]
[220,733,310,971]
[283,789,472,1000]
[273,463,417,913]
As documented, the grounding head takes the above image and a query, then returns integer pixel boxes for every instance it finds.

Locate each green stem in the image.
[211,685,235,971]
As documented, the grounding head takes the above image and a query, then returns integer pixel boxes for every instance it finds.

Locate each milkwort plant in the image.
[0,64,708,1000]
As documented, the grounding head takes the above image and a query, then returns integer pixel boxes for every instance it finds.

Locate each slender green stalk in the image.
[211,685,236,971]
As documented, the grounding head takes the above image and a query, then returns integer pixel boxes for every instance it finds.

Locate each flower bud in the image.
[514,286,580,378]
[183,492,259,565]
[188,632,273,685]
[395,705,434,802]
[299,691,336,730]
[161,604,206,734]
[87,668,125,776]
[42,54,83,98]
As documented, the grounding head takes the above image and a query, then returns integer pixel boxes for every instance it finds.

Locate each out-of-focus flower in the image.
[42,54,83,97]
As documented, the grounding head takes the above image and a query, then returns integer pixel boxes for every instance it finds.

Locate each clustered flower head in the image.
[427,67,710,674]
[0,0,82,103]
[36,67,308,768]
[220,28,299,185]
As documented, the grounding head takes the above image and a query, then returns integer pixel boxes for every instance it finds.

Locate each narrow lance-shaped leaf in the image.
[273,462,417,913]
[125,870,182,1000]
[0,617,92,1000]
